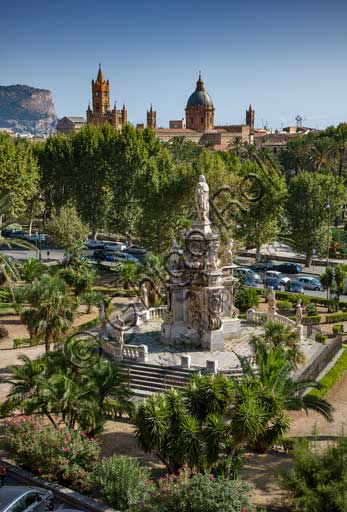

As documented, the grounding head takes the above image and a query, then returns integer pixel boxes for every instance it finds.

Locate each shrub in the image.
[4,415,100,492]
[306,302,318,316]
[277,300,292,311]
[332,324,344,335]
[315,333,328,343]
[325,312,347,324]
[135,466,254,512]
[0,325,9,339]
[235,286,259,312]
[92,456,153,511]
[302,314,321,325]
[274,291,310,306]
[279,437,347,512]
[309,348,347,399]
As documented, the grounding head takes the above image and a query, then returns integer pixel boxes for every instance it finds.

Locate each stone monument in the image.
[161,175,240,350]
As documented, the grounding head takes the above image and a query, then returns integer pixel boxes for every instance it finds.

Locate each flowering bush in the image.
[91,456,154,511]
[134,466,254,512]
[4,415,100,492]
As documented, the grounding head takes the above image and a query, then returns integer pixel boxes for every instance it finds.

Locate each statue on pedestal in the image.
[295,299,303,326]
[267,287,277,313]
[195,175,210,222]
[140,282,149,308]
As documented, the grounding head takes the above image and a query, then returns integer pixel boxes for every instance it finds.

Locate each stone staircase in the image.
[120,359,255,398]
[120,360,196,397]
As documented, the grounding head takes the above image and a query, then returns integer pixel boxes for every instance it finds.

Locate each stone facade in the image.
[185,75,214,132]
[56,116,86,135]
[86,65,127,130]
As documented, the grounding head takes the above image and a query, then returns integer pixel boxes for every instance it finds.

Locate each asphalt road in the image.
[2,246,347,301]
[3,474,83,510]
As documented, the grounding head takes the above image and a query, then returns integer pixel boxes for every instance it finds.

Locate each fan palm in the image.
[232,342,333,452]
[309,138,334,172]
[19,274,77,352]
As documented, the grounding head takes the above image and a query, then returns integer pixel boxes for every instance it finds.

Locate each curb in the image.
[0,459,118,512]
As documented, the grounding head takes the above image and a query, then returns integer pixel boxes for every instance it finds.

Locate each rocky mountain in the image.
[0,85,57,135]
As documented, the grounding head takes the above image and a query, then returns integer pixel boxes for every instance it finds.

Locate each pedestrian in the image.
[47,250,50,260]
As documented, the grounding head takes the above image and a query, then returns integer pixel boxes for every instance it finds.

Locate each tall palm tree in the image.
[228,136,245,157]
[20,274,77,352]
[333,123,347,177]
[309,138,334,172]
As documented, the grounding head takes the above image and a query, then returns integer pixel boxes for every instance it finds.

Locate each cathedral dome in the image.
[186,75,213,108]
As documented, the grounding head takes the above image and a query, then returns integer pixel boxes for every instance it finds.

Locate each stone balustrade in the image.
[102,339,148,362]
[247,308,296,329]
[136,306,167,326]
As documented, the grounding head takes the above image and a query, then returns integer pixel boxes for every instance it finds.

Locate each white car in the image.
[103,241,127,252]
[84,239,104,249]
[264,271,291,285]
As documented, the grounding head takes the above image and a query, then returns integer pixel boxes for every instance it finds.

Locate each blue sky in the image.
[1,0,347,129]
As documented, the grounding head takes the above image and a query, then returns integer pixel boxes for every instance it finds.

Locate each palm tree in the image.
[333,123,347,177]
[228,136,245,157]
[309,138,334,172]
[20,274,77,352]
[20,258,46,283]
[232,342,333,452]
[251,321,305,368]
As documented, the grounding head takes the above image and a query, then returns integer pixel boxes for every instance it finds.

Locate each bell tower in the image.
[92,64,110,115]
[146,104,157,130]
[246,104,255,143]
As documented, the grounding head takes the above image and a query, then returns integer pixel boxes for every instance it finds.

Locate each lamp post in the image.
[326,203,331,267]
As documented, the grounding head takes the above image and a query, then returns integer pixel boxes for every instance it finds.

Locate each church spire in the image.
[96,63,104,83]
[196,72,205,92]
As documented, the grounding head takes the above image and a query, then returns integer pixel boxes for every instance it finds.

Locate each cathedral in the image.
[58,67,254,149]
[86,65,128,130]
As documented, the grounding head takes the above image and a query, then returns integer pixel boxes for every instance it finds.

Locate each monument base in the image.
[223,317,241,339]
[201,328,225,351]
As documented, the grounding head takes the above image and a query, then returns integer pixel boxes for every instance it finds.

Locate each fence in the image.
[136,306,167,325]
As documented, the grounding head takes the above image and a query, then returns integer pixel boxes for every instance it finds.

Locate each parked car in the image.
[264,277,281,290]
[104,252,140,263]
[252,260,274,271]
[84,239,104,249]
[93,249,107,260]
[234,267,262,284]
[6,230,26,239]
[103,241,127,251]
[286,280,304,293]
[0,486,54,512]
[264,270,291,285]
[275,262,302,274]
[23,233,47,243]
[126,245,146,255]
[242,275,258,287]
[297,276,323,291]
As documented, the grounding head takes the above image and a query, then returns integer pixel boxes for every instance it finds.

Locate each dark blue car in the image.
[275,262,302,274]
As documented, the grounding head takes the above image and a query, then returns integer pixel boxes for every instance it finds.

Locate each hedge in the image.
[309,348,347,398]
[325,312,347,324]
[274,291,311,306]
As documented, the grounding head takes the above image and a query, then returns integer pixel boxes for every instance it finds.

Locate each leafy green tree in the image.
[287,172,346,266]
[320,266,335,300]
[45,204,89,253]
[19,274,77,352]
[0,134,39,220]
[237,161,287,260]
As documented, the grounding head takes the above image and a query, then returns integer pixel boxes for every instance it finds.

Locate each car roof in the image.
[0,486,45,510]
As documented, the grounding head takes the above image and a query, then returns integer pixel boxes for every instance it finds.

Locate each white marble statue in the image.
[195,175,210,222]
[295,299,303,326]
[267,286,277,313]
[140,282,149,308]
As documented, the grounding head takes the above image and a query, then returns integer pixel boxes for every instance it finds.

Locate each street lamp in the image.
[326,203,331,267]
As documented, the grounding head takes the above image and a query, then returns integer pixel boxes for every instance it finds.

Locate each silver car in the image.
[297,276,322,291]
[0,486,54,512]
